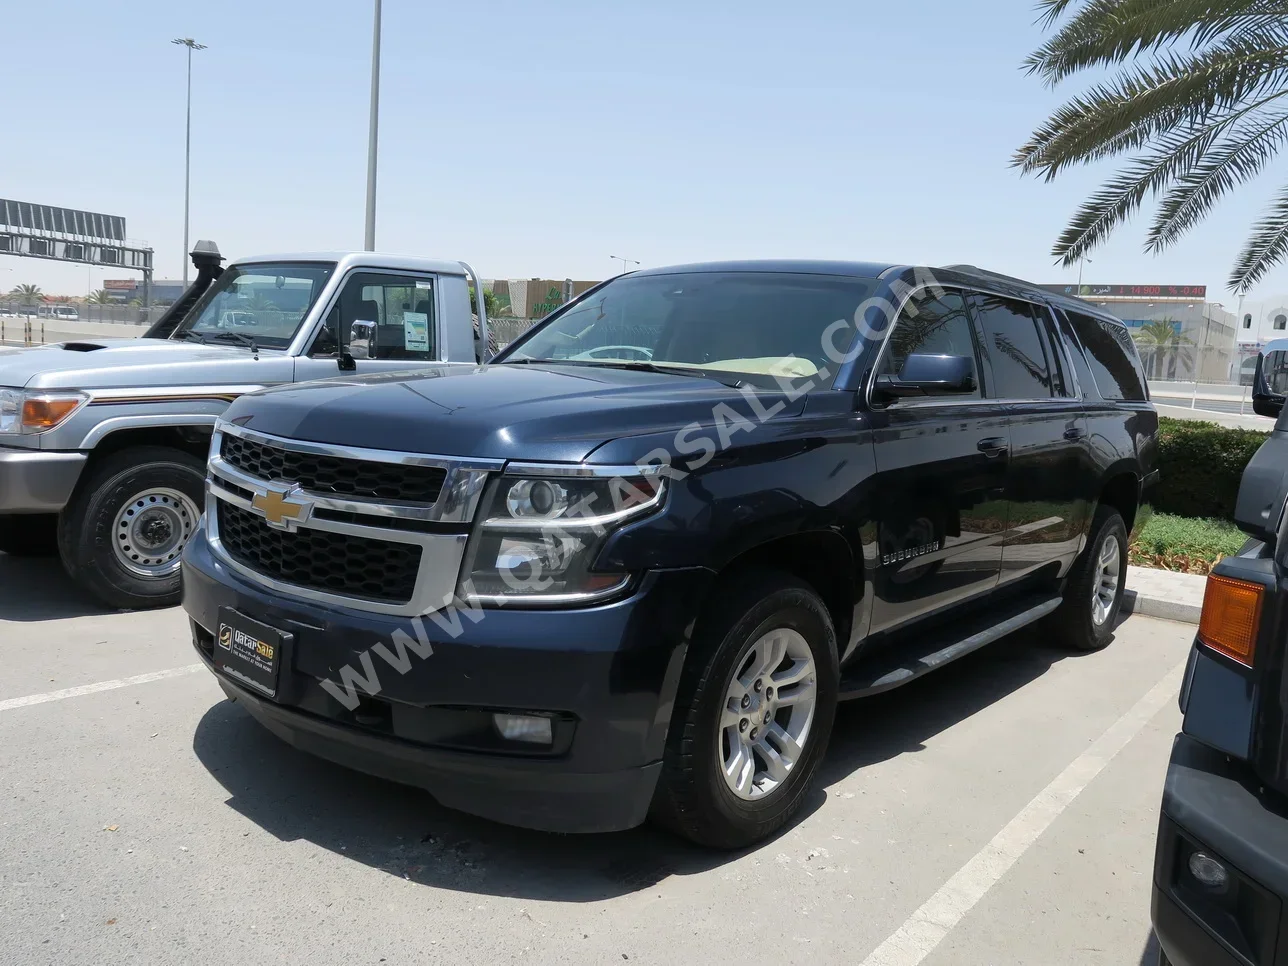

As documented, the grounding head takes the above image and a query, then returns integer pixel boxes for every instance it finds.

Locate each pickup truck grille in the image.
[216,500,422,604]
[220,434,446,503]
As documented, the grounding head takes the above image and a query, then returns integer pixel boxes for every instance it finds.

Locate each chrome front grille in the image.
[221,433,447,503]
[216,500,423,604]
[206,423,501,616]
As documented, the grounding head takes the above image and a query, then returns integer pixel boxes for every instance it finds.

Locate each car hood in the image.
[223,363,809,463]
[0,339,265,390]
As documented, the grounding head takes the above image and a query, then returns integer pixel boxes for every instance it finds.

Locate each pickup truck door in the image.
[867,287,1008,635]
[294,270,448,381]
[969,293,1090,585]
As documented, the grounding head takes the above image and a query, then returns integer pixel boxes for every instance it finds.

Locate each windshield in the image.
[502,272,876,383]
[171,261,335,348]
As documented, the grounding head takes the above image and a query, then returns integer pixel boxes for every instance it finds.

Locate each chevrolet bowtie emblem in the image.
[251,485,312,530]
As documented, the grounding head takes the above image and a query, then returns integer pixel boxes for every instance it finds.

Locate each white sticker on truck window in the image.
[403,312,429,352]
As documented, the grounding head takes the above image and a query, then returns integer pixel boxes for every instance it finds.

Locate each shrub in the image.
[1153,417,1269,519]
[1129,511,1247,574]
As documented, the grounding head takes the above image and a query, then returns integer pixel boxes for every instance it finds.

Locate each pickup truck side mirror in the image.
[349,320,377,361]
[875,353,976,399]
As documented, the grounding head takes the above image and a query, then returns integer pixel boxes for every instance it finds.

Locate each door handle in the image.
[977,437,1008,457]
[1063,427,1087,441]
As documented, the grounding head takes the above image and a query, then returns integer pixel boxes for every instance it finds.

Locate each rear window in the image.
[1065,311,1148,401]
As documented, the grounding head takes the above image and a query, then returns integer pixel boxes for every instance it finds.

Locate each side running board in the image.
[838,594,1063,700]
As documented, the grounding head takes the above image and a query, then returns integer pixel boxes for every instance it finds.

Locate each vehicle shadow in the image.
[0,552,112,621]
[191,620,1110,902]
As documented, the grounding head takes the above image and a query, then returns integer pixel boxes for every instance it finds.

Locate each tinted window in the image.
[507,272,875,384]
[878,289,980,398]
[972,294,1054,399]
[1264,349,1288,394]
[1066,311,1148,401]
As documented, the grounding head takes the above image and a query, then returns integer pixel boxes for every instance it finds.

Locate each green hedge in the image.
[1153,417,1269,519]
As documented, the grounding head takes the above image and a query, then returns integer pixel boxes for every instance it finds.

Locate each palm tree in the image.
[1133,318,1194,379]
[87,289,112,304]
[10,283,42,307]
[1014,1,1288,292]
[469,287,507,318]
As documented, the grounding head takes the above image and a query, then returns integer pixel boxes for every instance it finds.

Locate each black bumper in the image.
[1152,735,1288,966]
[181,529,712,834]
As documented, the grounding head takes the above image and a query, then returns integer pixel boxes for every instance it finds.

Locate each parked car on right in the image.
[1151,349,1288,965]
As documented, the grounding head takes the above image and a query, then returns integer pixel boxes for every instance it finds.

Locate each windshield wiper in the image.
[553,359,749,388]
[207,331,259,352]
[177,331,207,345]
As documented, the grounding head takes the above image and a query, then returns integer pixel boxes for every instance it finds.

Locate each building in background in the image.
[484,279,600,319]
[1039,283,1236,383]
[104,278,184,304]
[1232,297,1288,384]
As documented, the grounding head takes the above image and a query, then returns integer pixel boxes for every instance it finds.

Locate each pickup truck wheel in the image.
[58,446,205,610]
[0,514,58,557]
[651,570,839,849]
[1053,506,1127,652]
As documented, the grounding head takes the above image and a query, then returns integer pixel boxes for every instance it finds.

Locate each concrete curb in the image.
[1122,565,1206,625]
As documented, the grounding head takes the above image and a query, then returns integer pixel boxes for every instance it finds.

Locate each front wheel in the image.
[651,570,839,849]
[58,446,206,610]
[1053,506,1127,652]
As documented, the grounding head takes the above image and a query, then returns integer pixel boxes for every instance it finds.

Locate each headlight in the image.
[0,390,87,435]
[0,390,19,434]
[459,463,666,605]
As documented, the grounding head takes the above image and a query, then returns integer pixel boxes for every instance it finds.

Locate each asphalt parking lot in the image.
[0,550,1188,966]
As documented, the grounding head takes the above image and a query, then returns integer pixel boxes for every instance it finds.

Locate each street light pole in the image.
[610,255,640,275]
[1077,254,1091,291]
[364,0,382,251]
[172,37,207,286]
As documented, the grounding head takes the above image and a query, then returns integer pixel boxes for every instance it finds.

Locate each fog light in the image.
[1188,851,1231,891]
[493,713,553,745]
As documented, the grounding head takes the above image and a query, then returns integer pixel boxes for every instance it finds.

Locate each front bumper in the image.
[1152,735,1288,966]
[0,446,86,513]
[181,529,712,834]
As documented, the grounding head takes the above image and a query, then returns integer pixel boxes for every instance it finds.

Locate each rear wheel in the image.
[1053,506,1127,652]
[0,514,58,557]
[651,570,839,849]
[58,446,205,609]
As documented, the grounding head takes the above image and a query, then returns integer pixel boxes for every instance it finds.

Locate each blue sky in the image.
[7,0,1288,310]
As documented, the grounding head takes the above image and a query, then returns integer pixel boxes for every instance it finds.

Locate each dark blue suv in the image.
[181,260,1158,847]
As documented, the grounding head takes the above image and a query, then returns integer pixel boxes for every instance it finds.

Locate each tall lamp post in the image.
[364,0,382,251]
[610,255,640,275]
[172,37,207,286]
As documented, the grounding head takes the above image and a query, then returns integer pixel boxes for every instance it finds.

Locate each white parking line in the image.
[0,664,205,713]
[859,659,1187,966]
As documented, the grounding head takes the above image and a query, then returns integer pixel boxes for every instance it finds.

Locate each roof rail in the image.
[939,264,1037,288]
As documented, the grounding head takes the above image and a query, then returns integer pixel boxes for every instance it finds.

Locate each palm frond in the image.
[1050,126,1223,264]
[1229,182,1288,290]
[1024,0,1288,85]
[1147,103,1288,250]
[1014,41,1288,177]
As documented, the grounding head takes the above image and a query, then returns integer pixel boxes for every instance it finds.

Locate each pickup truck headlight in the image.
[459,465,666,605]
[0,389,88,435]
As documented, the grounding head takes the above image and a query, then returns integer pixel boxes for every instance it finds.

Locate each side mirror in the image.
[1254,395,1284,418]
[875,353,975,399]
[349,320,376,360]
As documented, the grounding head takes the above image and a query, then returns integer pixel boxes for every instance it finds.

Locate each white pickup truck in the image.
[0,242,492,609]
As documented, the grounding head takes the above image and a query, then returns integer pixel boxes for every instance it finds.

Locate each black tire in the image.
[0,514,58,557]
[651,570,840,849]
[1053,506,1128,652]
[58,446,206,610]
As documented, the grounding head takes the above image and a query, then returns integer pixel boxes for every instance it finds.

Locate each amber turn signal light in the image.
[1197,574,1263,668]
[21,396,84,430]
